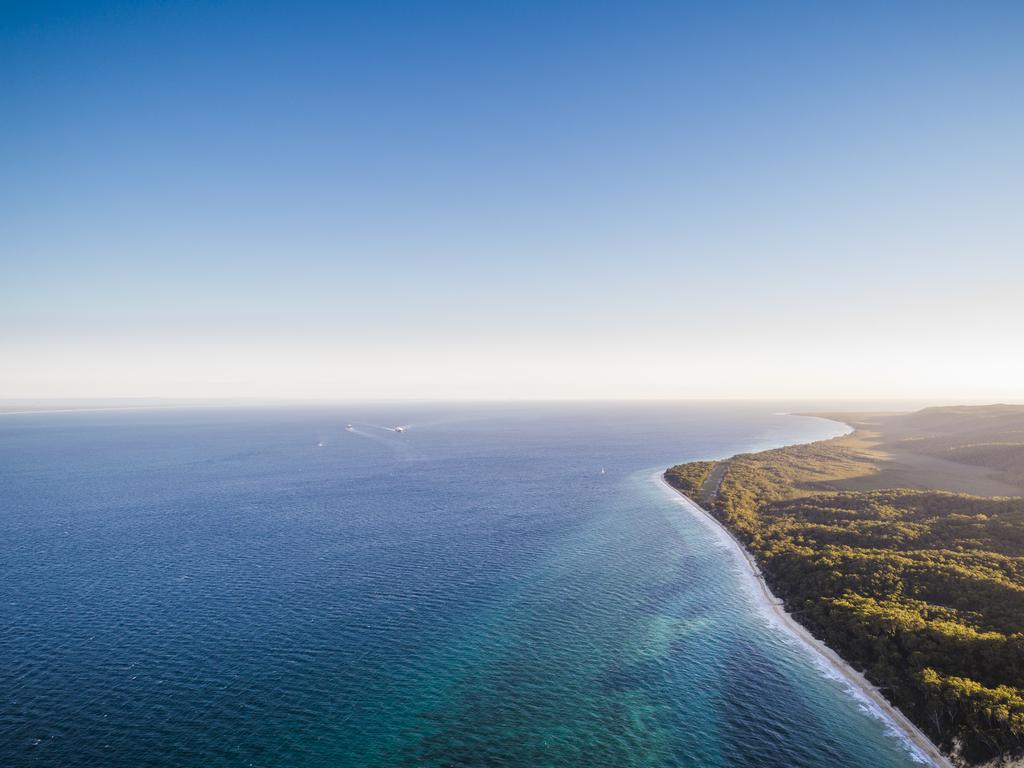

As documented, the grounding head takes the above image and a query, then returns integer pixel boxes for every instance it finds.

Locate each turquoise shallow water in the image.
[1,403,929,767]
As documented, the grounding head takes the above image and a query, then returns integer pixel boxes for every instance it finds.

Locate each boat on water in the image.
[394,426,405,433]
[345,424,353,431]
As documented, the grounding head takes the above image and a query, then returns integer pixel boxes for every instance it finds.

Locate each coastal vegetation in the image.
[667,406,1024,766]
[663,461,715,499]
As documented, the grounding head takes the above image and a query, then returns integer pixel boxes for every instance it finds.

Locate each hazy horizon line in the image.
[3,395,1022,408]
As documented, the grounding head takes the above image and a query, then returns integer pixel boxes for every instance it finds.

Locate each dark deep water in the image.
[0,403,931,767]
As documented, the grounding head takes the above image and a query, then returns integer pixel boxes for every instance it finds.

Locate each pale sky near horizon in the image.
[3,1,1023,400]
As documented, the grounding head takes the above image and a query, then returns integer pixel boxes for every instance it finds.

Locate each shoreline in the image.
[656,471,955,768]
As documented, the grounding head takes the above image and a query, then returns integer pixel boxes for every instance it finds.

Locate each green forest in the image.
[663,461,714,498]
[666,436,1024,766]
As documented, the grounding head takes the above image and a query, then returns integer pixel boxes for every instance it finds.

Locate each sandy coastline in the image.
[657,473,955,768]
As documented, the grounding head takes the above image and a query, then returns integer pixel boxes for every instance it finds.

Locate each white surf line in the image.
[655,473,953,768]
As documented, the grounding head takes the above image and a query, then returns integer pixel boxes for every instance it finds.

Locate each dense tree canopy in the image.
[667,436,1024,766]
[663,462,714,499]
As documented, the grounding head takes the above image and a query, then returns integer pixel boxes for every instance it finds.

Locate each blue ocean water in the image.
[0,403,929,767]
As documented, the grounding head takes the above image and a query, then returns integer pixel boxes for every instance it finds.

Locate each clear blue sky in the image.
[3,1,1023,399]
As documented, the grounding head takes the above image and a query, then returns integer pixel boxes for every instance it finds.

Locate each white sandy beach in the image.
[657,473,955,768]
